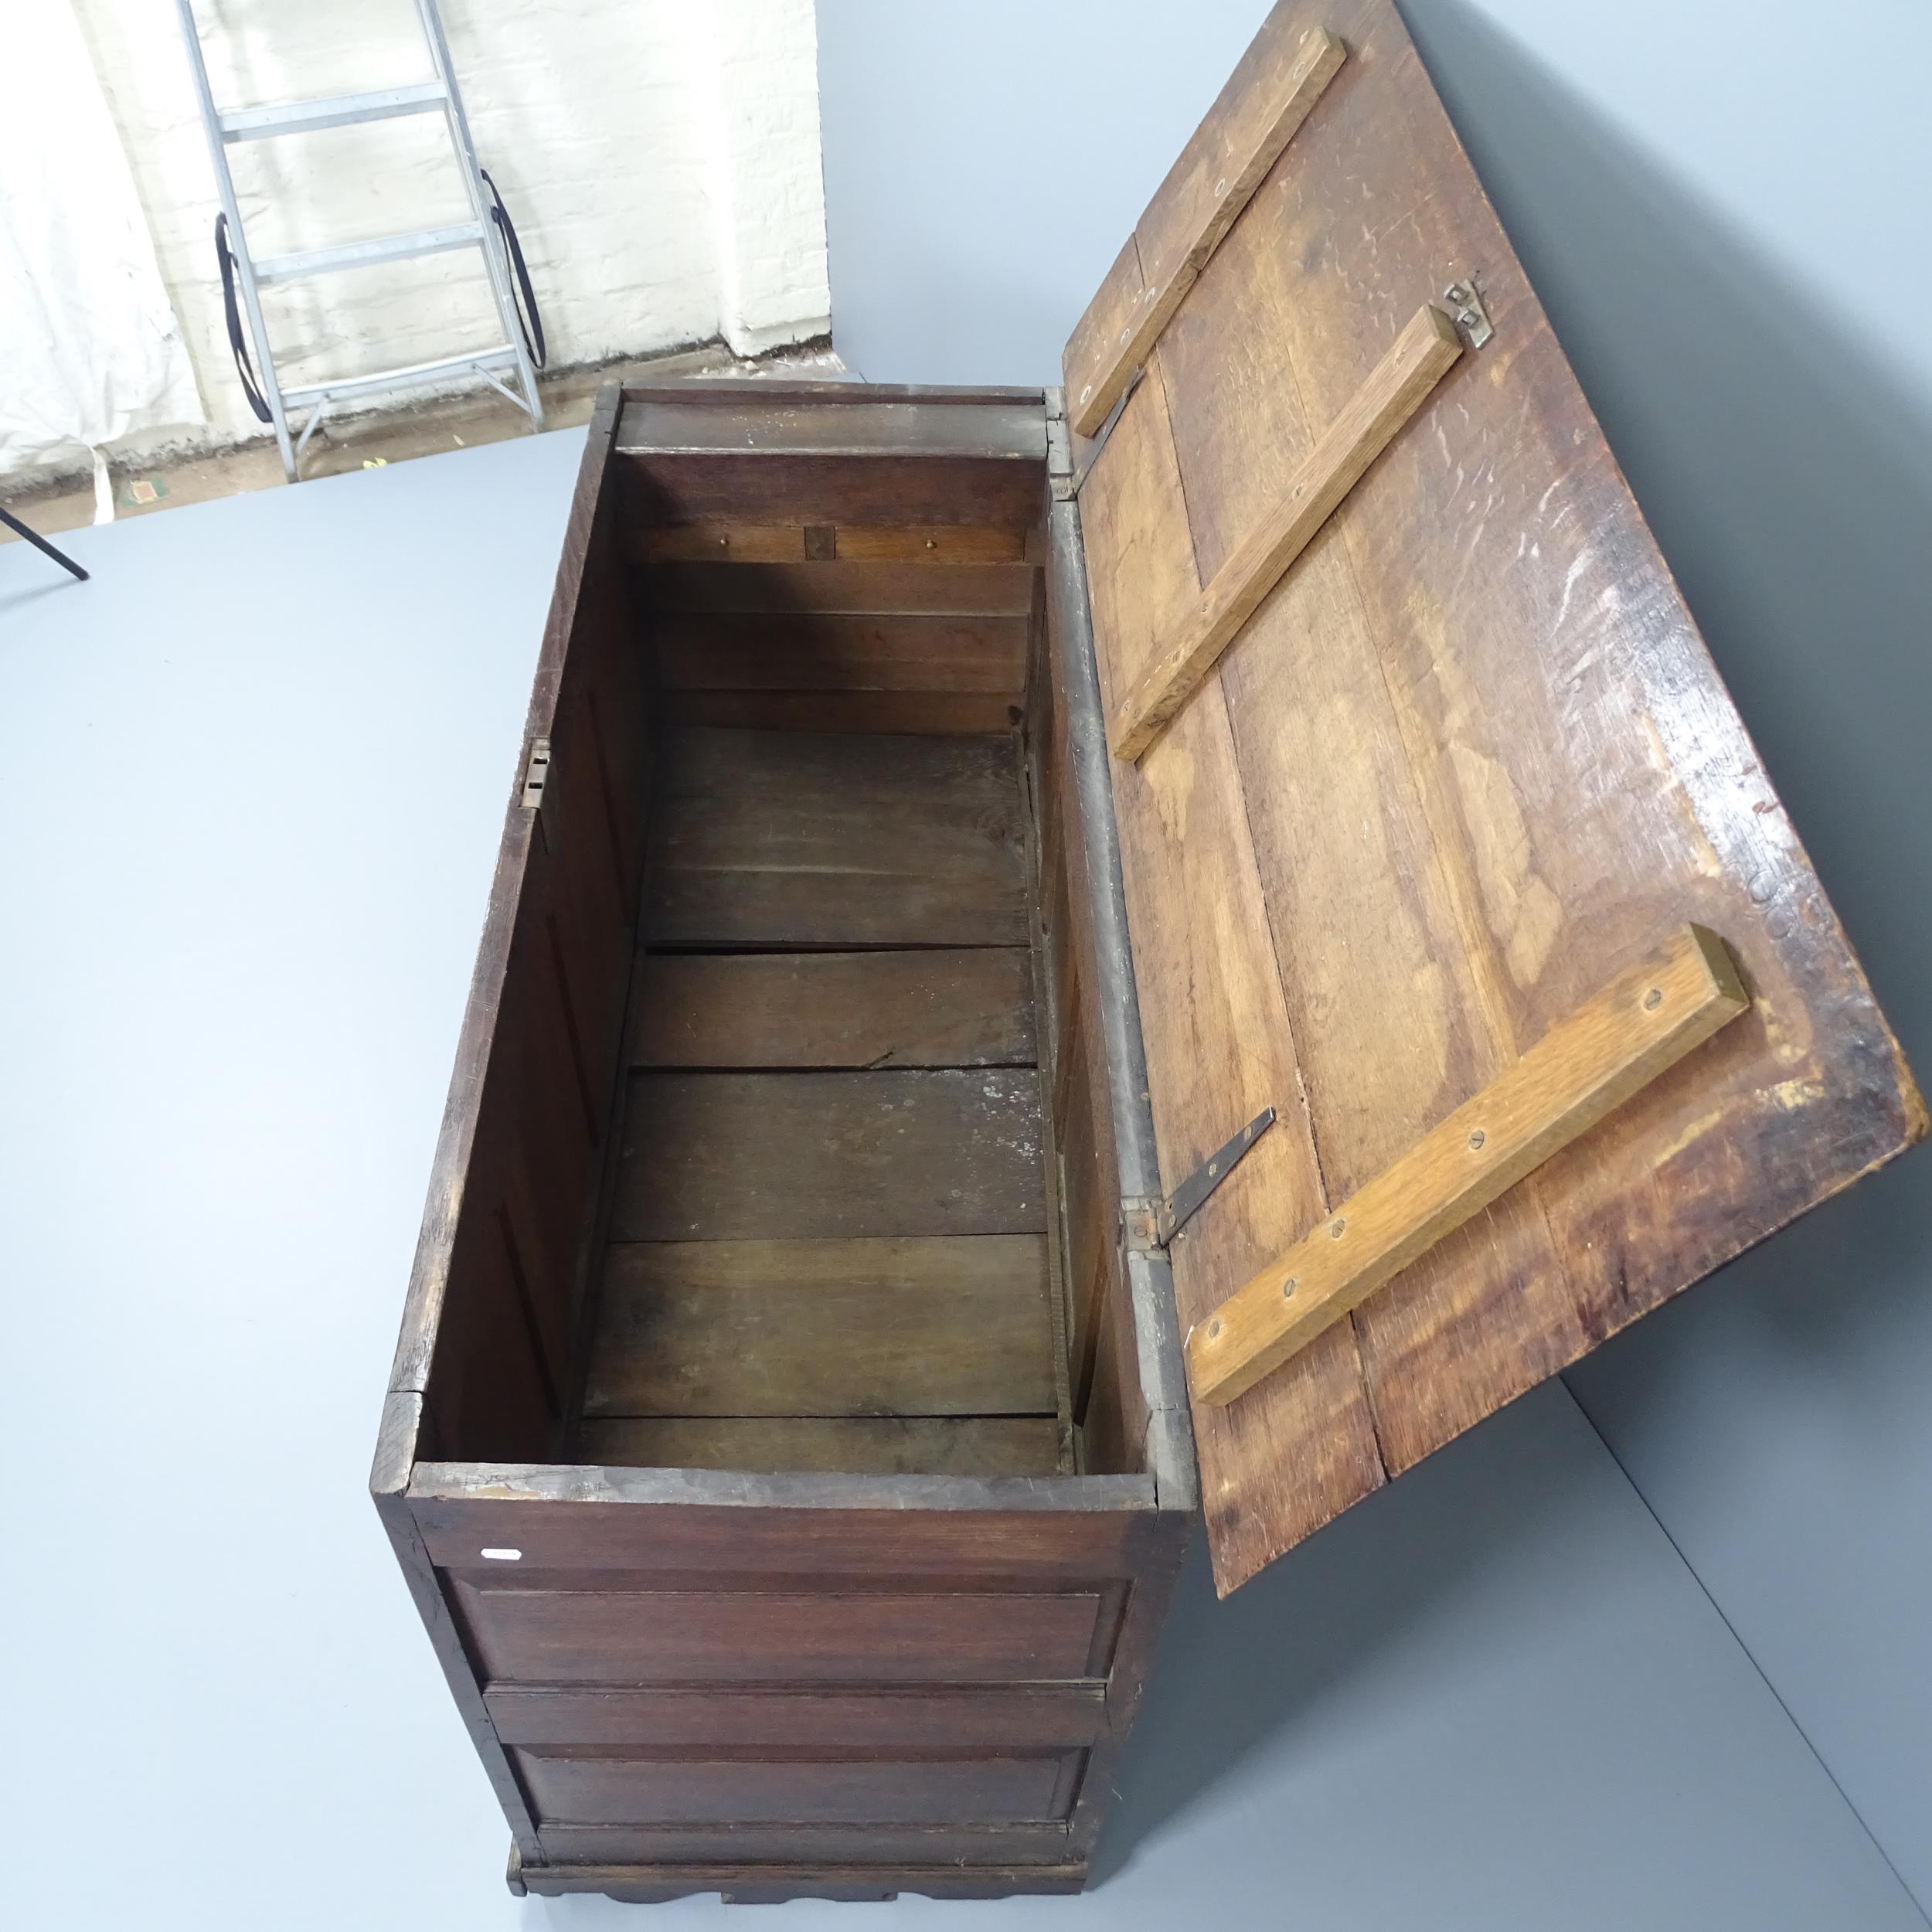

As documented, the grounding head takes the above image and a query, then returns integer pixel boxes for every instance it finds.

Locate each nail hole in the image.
[1468,1129,1486,1151]
[1643,987,1664,1010]
[1329,1217,1346,1239]
[1282,1275,1299,1298]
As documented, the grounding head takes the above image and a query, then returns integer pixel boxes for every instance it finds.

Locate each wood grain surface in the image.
[630,950,1038,1070]
[576,1415,1062,1478]
[583,1235,1056,1415]
[609,1071,1049,1242]
[1189,925,1750,1403]
[1108,303,1461,759]
[644,728,1029,947]
[1063,21,1346,436]
[452,1580,1107,1684]
[1072,0,1922,1593]
[513,1749,1077,1828]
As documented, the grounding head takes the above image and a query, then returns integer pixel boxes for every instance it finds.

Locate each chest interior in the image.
[417,387,1165,1487]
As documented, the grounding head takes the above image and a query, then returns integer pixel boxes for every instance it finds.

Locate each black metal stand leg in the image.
[0,505,90,582]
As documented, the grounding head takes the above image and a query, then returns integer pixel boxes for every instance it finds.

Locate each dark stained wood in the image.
[583,1236,1056,1417]
[630,950,1037,1070]
[410,1478,1158,1577]
[1040,481,1195,1498]
[609,1072,1048,1242]
[398,383,655,1464]
[370,1396,544,1863]
[383,393,614,1401]
[615,387,1049,544]
[621,454,1041,535]
[837,526,1029,563]
[1074,0,1923,1591]
[514,1750,1077,1828]
[485,1682,1108,1750]
[640,522,1032,564]
[423,1208,554,1461]
[380,381,1190,1908]
[577,1415,1062,1478]
[644,728,1029,948]
[517,1842,1084,1898]
[451,1580,1107,1684]
[618,391,1048,458]
[655,609,1029,695]
[662,690,1022,736]
[644,560,1034,615]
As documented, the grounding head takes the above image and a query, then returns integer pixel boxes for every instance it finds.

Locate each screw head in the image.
[1468,1128,1486,1151]
[1282,1275,1299,1298]
[1207,1160,1219,1178]
[1329,1216,1347,1239]
[1208,1318,1223,1338]
[1644,987,1664,1011]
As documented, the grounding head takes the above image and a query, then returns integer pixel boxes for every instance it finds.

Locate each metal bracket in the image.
[1127,1107,1276,1250]
[519,736,551,810]
[1443,275,1493,349]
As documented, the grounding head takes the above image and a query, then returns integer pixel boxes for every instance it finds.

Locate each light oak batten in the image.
[1063,25,1348,438]
[1109,304,1464,761]
[1187,925,1752,1406]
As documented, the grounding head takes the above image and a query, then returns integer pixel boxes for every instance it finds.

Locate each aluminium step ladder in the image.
[175,0,545,482]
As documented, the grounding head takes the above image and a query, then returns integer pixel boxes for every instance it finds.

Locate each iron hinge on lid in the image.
[519,736,551,809]
[1123,1106,1276,1251]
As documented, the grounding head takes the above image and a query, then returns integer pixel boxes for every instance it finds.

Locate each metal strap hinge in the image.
[1123,1106,1276,1251]
[519,737,551,809]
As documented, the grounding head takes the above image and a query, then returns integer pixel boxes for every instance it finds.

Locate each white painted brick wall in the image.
[69,0,831,446]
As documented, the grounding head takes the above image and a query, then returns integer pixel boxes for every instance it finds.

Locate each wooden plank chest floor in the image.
[374,0,1921,1906]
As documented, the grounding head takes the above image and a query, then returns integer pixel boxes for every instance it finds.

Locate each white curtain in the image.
[0,0,202,493]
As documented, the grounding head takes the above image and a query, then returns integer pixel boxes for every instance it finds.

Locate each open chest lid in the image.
[1064,0,1923,1596]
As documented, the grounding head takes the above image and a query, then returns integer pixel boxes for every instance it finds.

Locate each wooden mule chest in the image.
[373,0,1922,1903]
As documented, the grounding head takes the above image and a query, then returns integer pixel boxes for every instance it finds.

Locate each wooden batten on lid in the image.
[1063,0,1922,1594]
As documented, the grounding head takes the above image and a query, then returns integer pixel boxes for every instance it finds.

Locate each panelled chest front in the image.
[375,0,1920,1905]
